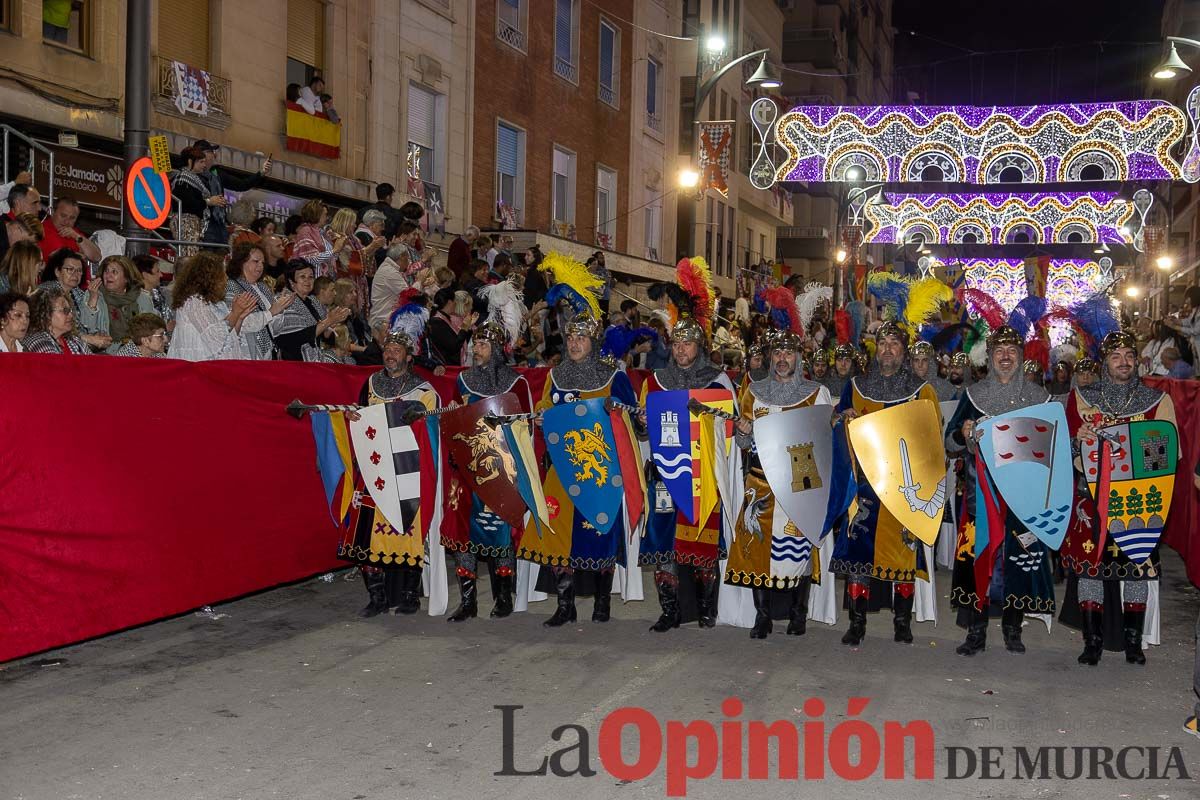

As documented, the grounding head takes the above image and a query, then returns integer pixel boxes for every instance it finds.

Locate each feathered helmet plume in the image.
[763,285,801,334]
[542,251,604,324]
[386,289,429,353]
[648,256,716,342]
[475,275,525,350]
[796,282,832,332]
[601,324,659,362]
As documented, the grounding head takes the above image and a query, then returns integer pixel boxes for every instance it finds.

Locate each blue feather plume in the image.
[1069,292,1119,357]
[601,325,658,360]
[546,282,592,317]
[846,300,867,345]
[1009,295,1048,340]
[866,274,910,322]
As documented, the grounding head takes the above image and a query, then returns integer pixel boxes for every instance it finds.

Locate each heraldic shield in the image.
[646,388,735,523]
[753,404,835,544]
[978,402,1073,550]
[543,397,624,534]
[443,392,527,531]
[847,398,947,546]
[1080,419,1178,564]
[348,401,423,536]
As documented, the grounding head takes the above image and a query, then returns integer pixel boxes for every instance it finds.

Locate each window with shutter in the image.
[158,0,209,69]
[552,147,575,224]
[598,21,618,107]
[287,0,325,70]
[552,0,578,82]
[497,0,526,52]
[496,122,524,222]
[407,84,439,183]
[596,167,617,242]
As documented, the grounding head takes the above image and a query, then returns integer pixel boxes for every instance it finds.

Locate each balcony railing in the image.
[646,111,662,132]
[554,56,578,84]
[599,83,617,108]
[153,57,231,130]
[497,18,526,52]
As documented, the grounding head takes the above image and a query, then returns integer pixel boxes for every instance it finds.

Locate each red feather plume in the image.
[764,286,802,333]
[834,308,852,344]
[956,287,1007,331]
[676,257,715,335]
[1024,336,1050,373]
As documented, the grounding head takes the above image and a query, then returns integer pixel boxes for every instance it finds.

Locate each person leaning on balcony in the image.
[298,75,326,115]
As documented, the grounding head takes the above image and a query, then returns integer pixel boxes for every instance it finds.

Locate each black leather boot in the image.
[695,570,718,628]
[394,567,421,615]
[750,587,772,639]
[1001,607,1026,654]
[592,569,614,622]
[1123,606,1146,665]
[786,578,811,635]
[1077,603,1104,666]
[955,605,988,656]
[649,578,681,632]
[447,571,477,622]
[489,563,514,619]
[892,590,914,643]
[841,592,867,646]
[543,570,577,627]
[358,570,389,618]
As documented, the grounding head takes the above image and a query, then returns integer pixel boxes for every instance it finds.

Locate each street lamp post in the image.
[676,24,780,260]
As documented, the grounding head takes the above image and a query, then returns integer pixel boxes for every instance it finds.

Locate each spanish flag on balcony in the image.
[285,101,341,159]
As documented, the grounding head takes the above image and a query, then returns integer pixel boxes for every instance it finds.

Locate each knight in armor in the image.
[910,341,957,400]
[832,321,940,646]
[443,322,534,622]
[640,315,736,632]
[947,351,972,395]
[944,326,1055,655]
[348,316,439,618]
[728,331,833,639]
[1063,330,1176,666]
[824,343,858,399]
[519,312,638,627]
[1073,357,1100,388]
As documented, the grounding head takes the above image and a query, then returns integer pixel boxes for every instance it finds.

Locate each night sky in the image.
[893,0,1168,105]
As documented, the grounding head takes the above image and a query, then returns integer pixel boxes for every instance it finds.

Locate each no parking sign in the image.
[124,156,172,230]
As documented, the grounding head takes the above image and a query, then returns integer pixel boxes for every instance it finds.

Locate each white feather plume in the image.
[388,304,430,353]
[796,282,832,332]
[477,277,525,349]
[969,339,988,367]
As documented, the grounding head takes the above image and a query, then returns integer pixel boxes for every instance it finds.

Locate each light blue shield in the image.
[542,398,624,534]
[978,401,1073,549]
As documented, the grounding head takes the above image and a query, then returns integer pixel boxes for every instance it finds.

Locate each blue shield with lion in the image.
[543,398,624,534]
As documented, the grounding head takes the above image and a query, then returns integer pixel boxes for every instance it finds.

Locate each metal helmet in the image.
[472,321,508,350]
[988,325,1023,349]
[1075,357,1100,375]
[875,319,908,346]
[1099,329,1137,357]
[672,315,706,344]
[564,312,600,338]
[908,341,935,359]
[950,351,970,367]
[833,343,856,360]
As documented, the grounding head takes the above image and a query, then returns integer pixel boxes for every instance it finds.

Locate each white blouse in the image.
[0,336,23,353]
[167,296,274,361]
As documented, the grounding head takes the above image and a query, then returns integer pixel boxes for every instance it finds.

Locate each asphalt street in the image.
[2,553,1197,800]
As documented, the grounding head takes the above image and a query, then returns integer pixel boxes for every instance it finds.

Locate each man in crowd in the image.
[448,225,479,278]
[518,311,638,628]
[1065,331,1175,666]
[728,331,833,639]
[826,343,857,400]
[38,197,101,263]
[640,315,736,632]
[190,140,272,245]
[1162,346,1195,379]
[347,324,439,617]
[360,183,403,240]
[948,351,972,392]
[443,322,534,622]
[944,326,1054,656]
[297,74,327,115]
[1165,286,1200,364]
[833,321,939,646]
[4,182,41,219]
[910,341,957,400]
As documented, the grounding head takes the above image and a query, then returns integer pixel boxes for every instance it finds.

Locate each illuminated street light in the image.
[835,248,848,263]
[1156,255,1174,270]
[705,35,726,53]
[1125,285,1141,299]
[1152,41,1193,80]
[678,168,700,189]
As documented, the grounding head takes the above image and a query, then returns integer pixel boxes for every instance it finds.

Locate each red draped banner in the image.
[0,358,651,662]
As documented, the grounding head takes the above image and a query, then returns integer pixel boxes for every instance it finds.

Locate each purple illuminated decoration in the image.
[775,102,1188,184]
[960,258,1105,313]
[864,191,1134,245]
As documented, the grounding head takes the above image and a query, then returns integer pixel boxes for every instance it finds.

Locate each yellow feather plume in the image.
[904,276,952,337]
[541,251,603,320]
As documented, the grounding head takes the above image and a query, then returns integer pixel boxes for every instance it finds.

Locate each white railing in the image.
[554,57,578,83]
[599,84,617,107]
[646,111,662,132]
[497,19,526,52]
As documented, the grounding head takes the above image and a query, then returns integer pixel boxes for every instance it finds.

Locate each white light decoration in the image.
[863,191,1135,245]
[960,258,1107,313]
[773,102,1193,185]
